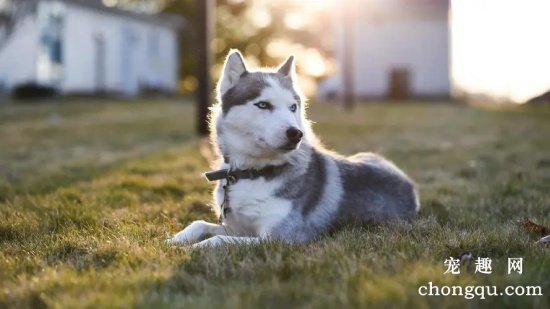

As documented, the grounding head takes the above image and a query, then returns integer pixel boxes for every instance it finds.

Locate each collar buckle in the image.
[226,169,237,184]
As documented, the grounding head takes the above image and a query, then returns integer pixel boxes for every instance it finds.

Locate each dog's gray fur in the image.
[258,146,418,244]
[222,72,301,114]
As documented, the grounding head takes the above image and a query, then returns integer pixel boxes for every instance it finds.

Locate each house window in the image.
[37,3,65,85]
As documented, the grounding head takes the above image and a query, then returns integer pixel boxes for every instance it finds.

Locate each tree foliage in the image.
[161,0,333,93]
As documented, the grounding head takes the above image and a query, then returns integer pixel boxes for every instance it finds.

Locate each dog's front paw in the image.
[191,235,226,248]
[165,220,209,245]
[165,237,186,246]
[165,232,198,246]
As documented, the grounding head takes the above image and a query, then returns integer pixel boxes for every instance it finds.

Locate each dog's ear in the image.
[277,55,295,77]
[219,50,248,95]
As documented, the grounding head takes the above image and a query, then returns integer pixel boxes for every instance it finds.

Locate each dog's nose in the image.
[286,127,303,144]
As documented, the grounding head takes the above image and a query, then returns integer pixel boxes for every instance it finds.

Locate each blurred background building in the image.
[0,0,181,97]
[318,0,450,101]
[0,0,548,103]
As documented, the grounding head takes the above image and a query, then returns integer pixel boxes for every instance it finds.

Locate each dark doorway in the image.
[387,67,411,100]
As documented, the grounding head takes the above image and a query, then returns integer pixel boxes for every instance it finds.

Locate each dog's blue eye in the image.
[255,101,272,110]
[290,104,298,112]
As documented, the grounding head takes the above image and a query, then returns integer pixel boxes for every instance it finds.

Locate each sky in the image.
[451,0,550,103]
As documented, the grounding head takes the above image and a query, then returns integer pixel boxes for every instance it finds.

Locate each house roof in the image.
[47,0,185,29]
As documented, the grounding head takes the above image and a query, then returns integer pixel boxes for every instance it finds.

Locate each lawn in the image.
[0,99,549,308]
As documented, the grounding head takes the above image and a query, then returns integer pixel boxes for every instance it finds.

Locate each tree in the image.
[129,0,334,94]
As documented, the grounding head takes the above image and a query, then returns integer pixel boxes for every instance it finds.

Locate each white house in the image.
[318,0,450,101]
[0,0,182,96]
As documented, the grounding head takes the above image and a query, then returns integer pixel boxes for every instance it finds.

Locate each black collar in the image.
[204,164,287,182]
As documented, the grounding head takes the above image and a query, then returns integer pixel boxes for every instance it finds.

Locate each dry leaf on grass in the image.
[518,218,549,236]
[538,235,550,244]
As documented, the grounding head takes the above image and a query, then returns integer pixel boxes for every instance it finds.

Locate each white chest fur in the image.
[215,177,293,238]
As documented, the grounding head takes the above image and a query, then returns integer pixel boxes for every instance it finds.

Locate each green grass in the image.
[0,99,549,308]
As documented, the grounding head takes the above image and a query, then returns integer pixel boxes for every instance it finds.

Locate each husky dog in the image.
[167,50,419,248]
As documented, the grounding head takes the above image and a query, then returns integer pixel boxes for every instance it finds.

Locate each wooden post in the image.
[342,1,355,110]
[196,0,214,136]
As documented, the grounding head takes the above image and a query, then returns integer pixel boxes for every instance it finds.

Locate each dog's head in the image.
[211,50,310,164]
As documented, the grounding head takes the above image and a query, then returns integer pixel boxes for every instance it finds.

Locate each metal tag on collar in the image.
[219,182,230,223]
[226,170,237,184]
